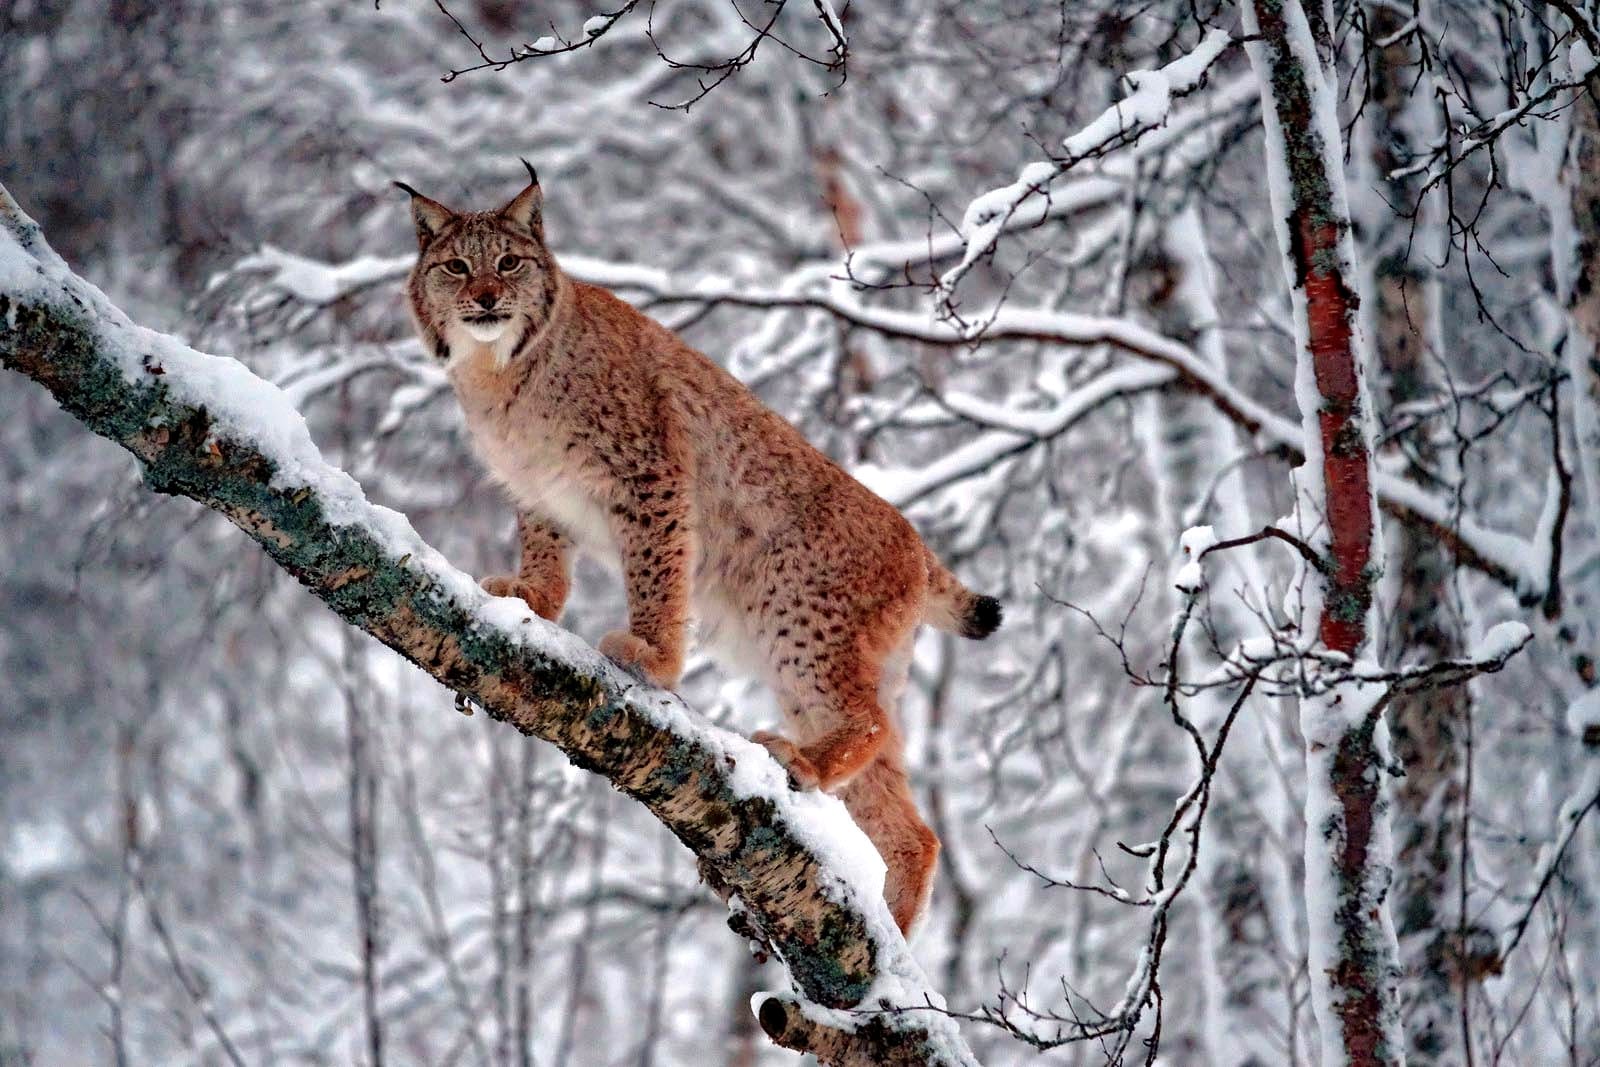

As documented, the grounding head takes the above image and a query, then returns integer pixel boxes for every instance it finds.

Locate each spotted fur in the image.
[398,167,1002,934]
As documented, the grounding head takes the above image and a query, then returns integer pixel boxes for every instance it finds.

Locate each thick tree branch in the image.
[0,184,977,1067]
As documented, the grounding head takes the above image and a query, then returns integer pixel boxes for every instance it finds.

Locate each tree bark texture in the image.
[1363,7,1472,1063]
[1244,3,1406,1066]
[1567,71,1600,591]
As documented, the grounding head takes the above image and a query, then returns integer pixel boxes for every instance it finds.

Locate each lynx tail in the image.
[921,548,1002,640]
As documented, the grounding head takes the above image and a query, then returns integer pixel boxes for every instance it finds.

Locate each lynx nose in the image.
[474,292,498,312]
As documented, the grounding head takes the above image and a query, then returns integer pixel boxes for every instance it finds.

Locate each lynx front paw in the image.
[751,730,822,790]
[479,575,563,621]
[599,630,679,688]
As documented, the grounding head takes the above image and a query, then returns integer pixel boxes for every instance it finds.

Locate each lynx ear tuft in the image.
[393,181,455,250]
[500,161,545,242]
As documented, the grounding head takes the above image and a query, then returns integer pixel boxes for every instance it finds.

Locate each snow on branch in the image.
[0,183,977,1067]
[938,30,1241,301]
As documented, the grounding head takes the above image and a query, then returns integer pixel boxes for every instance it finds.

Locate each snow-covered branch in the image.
[938,30,1241,301]
[0,183,977,1067]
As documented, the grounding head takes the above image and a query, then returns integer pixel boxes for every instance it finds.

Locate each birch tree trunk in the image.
[1567,47,1600,568]
[1244,2,1406,1064]
[1359,6,1470,1062]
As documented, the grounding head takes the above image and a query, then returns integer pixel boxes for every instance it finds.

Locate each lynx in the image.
[396,163,1001,933]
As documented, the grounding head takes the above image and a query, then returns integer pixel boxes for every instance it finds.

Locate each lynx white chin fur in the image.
[396,163,1003,937]
[463,317,509,344]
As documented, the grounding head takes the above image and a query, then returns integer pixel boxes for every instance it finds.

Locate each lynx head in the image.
[396,160,564,367]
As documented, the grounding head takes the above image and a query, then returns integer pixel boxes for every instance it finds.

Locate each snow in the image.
[1572,39,1599,81]
[1473,620,1532,662]
[583,15,609,37]
[1174,524,1218,593]
[0,246,42,292]
[1017,160,1054,187]
[219,244,678,312]
[604,679,890,916]
[532,35,558,52]
[1567,686,1600,737]
[814,0,846,45]
[222,245,406,304]
[1368,473,1543,594]
[855,364,1172,505]
[1237,635,1283,664]
[1061,29,1232,160]
[13,225,497,612]
[718,735,889,902]
[1173,560,1202,595]
[941,30,1235,298]
[4,820,81,881]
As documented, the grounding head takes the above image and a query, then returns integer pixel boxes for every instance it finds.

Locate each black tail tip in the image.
[963,595,1003,639]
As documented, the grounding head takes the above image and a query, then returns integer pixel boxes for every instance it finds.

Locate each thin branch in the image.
[1198,525,1331,575]
[414,0,846,108]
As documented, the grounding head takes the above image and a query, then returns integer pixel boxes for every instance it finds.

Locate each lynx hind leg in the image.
[765,588,922,793]
[839,757,940,935]
[765,627,935,931]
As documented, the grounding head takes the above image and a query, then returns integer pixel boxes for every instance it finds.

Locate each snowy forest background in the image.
[3,1,1599,1065]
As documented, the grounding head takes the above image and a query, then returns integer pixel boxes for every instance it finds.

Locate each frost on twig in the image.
[0,182,976,1067]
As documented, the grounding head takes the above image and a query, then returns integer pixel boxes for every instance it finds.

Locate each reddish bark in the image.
[1295,216,1375,654]
[1248,4,1401,1067]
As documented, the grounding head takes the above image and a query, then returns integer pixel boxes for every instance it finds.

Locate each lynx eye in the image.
[441,258,470,276]
[496,254,523,273]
